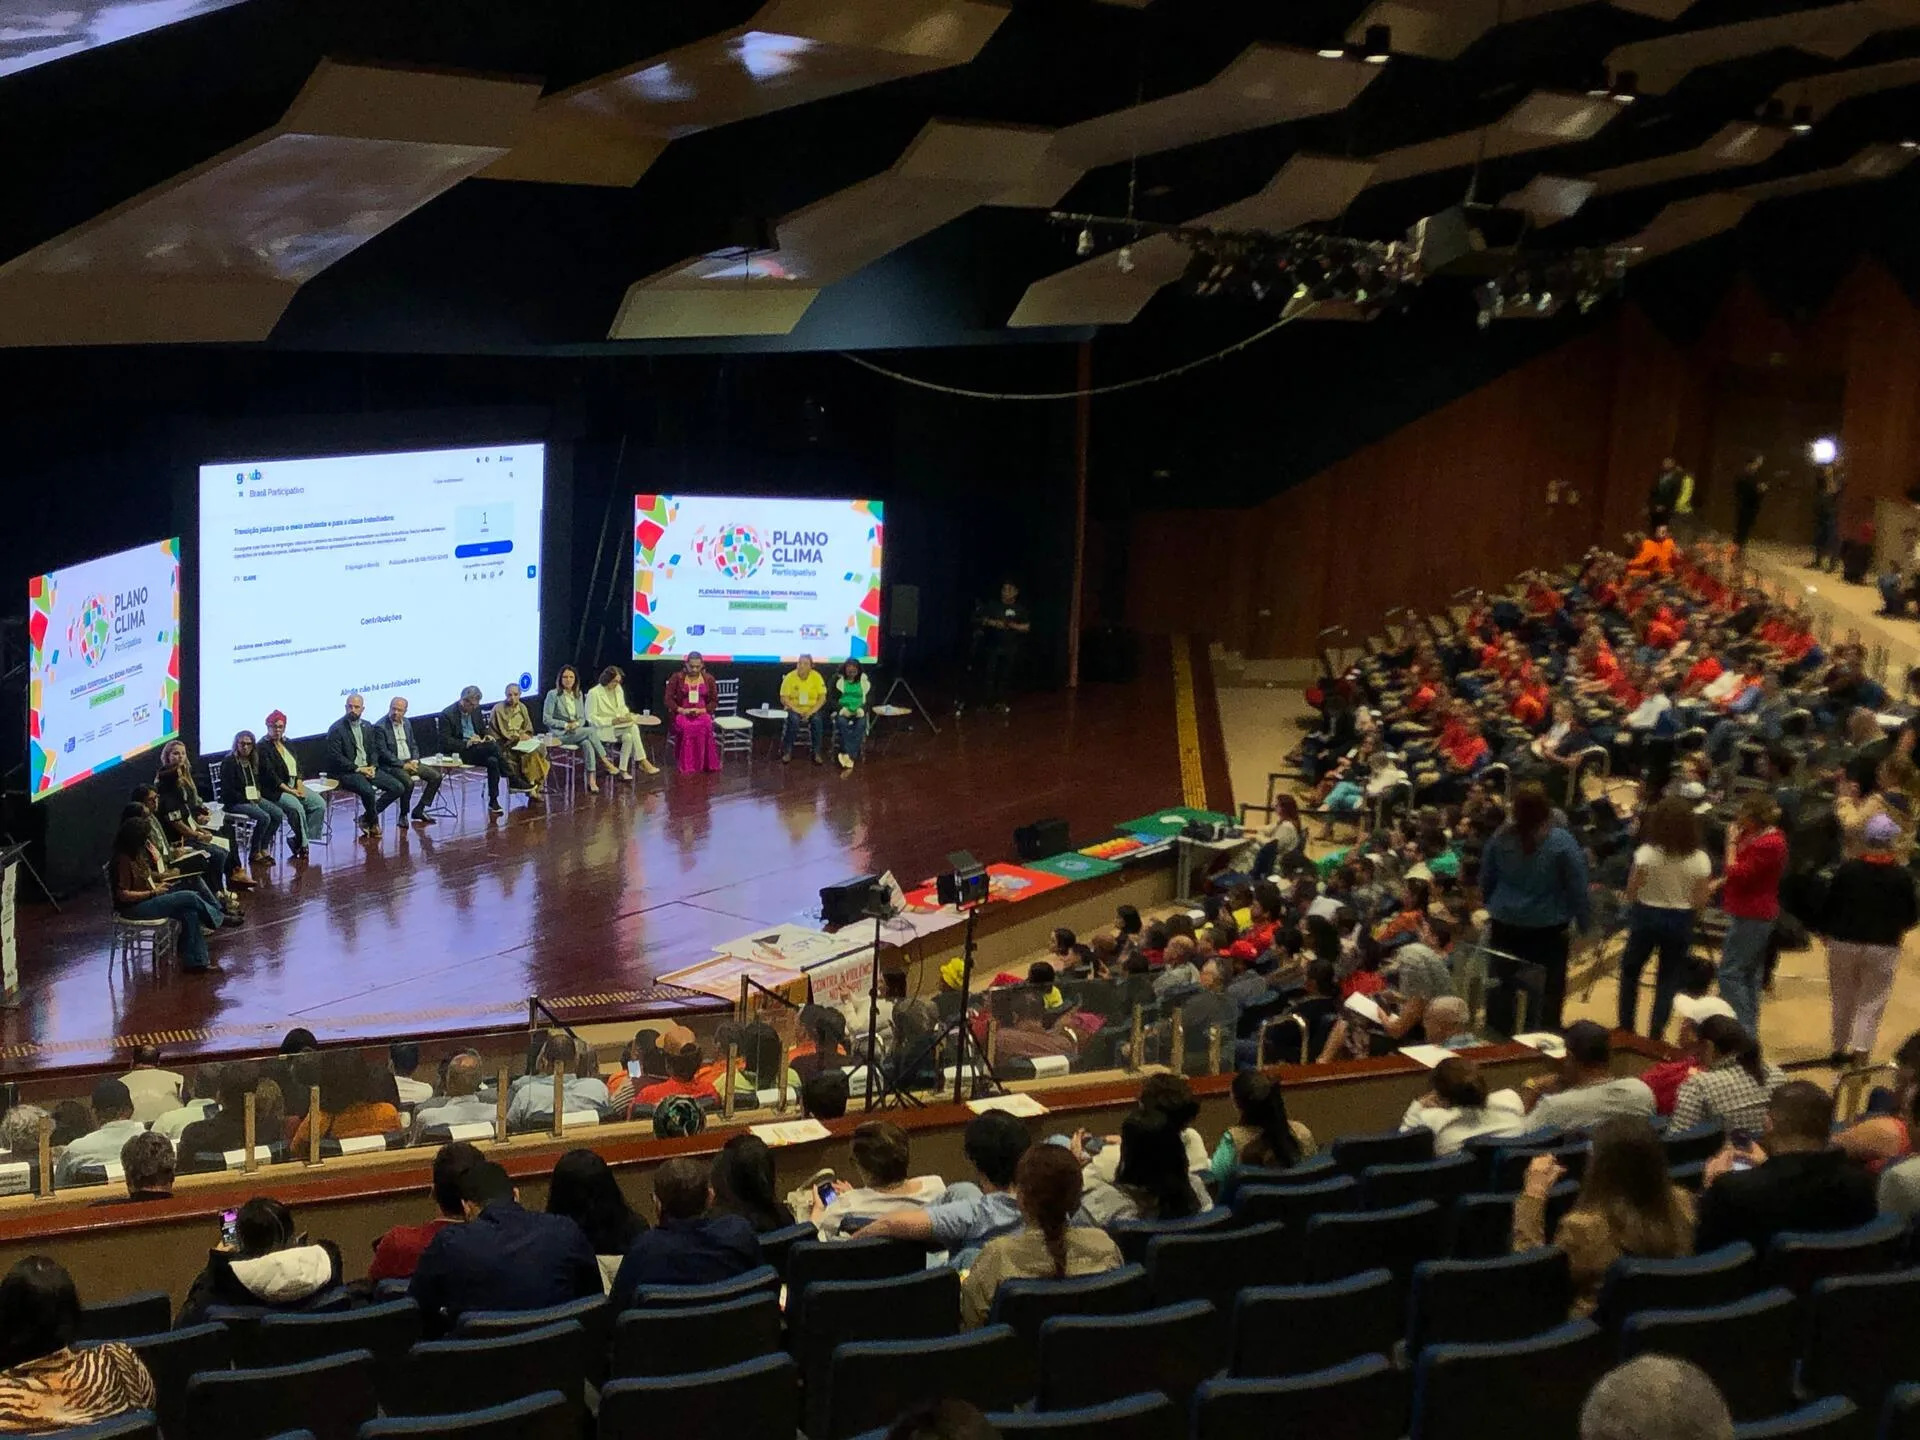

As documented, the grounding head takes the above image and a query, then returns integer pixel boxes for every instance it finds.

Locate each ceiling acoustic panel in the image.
[609,118,1053,339]
[1345,0,1699,62]
[0,61,539,347]
[1006,153,1376,328]
[1622,143,1915,257]
[0,0,250,79]
[1607,0,1920,95]
[993,46,1381,208]
[1366,91,1621,188]
[484,0,1009,188]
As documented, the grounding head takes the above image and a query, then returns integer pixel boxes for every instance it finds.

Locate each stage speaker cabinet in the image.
[820,873,883,927]
[1841,537,1872,585]
[1014,817,1070,861]
[887,584,920,639]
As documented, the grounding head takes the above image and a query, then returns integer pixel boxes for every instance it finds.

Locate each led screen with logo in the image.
[632,495,883,663]
[27,537,182,801]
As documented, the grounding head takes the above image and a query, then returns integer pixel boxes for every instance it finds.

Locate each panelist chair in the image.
[713,679,755,760]
[102,863,176,980]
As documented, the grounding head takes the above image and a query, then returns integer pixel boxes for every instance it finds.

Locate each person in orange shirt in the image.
[1510,677,1550,729]
[1626,526,1678,577]
[1643,608,1682,649]
[289,1053,402,1149]
[1682,652,1724,694]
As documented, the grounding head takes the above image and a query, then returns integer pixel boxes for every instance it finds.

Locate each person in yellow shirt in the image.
[779,654,828,763]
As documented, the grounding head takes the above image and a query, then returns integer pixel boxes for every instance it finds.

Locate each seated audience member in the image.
[49,1102,92,1152]
[150,1063,221,1144]
[0,1258,154,1429]
[1370,941,1455,1045]
[369,1141,482,1283]
[1580,1356,1733,1440]
[409,1160,600,1335]
[411,1053,493,1139]
[609,1157,761,1307]
[711,1133,794,1233]
[1424,995,1478,1050]
[1694,1081,1877,1255]
[1209,1070,1314,1188]
[995,990,1079,1064]
[0,1106,47,1159]
[389,1042,433,1106]
[1669,1017,1786,1134]
[960,1144,1123,1327]
[790,1005,854,1085]
[179,1073,283,1170]
[117,1046,183,1124]
[95,1132,175,1206]
[1524,1021,1657,1130]
[178,1197,345,1325]
[52,1082,145,1188]
[635,1035,720,1109]
[1515,1116,1693,1316]
[800,1069,851,1122]
[1835,1028,1920,1171]
[1076,1106,1209,1225]
[813,1122,944,1238]
[1151,936,1200,998]
[1881,1153,1920,1217]
[290,1053,402,1149]
[1401,1057,1528,1155]
[1086,1073,1211,1186]
[1177,960,1242,1042]
[265,1028,321,1123]
[507,1033,611,1126]
[856,1112,1031,1266]
[1640,995,1733,1114]
[547,1149,649,1293]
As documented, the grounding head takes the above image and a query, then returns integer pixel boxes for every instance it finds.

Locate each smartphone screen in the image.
[815,1180,837,1205]
[220,1208,239,1247]
[626,1060,642,1080]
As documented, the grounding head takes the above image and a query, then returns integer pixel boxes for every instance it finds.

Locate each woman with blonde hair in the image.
[1616,795,1712,1039]
[960,1143,1122,1326]
[1514,1116,1693,1316]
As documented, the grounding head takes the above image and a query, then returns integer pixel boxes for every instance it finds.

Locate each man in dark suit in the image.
[439,686,505,815]
[374,696,444,826]
[1694,1080,1878,1256]
[409,1160,601,1336]
[324,693,407,836]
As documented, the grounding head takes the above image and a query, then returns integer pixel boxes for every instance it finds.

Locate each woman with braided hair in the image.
[959,1142,1121,1326]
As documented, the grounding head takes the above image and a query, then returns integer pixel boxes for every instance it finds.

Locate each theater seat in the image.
[988,1392,1179,1440]
[1220,1156,1338,1203]
[453,1295,610,1385]
[599,1354,799,1440]
[1412,1319,1612,1440]
[1302,1200,1446,1297]
[1331,1127,1435,1174]
[756,1221,815,1277]
[1594,1242,1758,1334]
[182,1348,378,1440]
[1883,1383,1920,1440]
[1765,1216,1910,1295]
[990,1265,1149,1395]
[247,1301,420,1410]
[1037,1301,1217,1411]
[1446,1193,1518,1260]
[1194,1356,1408,1440]
[1661,1121,1727,1168]
[827,1326,1028,1440]
[1233,1177,1357,1275]
[75,1291,171,1342]
[633,1265,781,1309]
[1106,1207,1230,1266]
[357,1390,572,1440]
[1729,1396,1858,1440]
[1146,1221,1286,1349]
[611,1293,782,1380]
[796,1269,960,1439]
[1620,1288,1800,1423]
[392,1320,587,1420]
[784,1237,922,1315]
[1231,1270,1399,1380]
[1359,1153,1477,1210]
[117,1323,233,1437]
[1802,1269,1920,1411]
[1407,1248,1572,1355]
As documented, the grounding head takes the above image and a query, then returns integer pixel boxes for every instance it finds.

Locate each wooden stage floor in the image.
[4,656,1196,1073]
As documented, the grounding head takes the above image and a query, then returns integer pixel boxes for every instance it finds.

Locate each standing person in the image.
[543,665,608,793]
[1648,457,1688,532]
[974,580,1030,714]
[586,665,656,781]
[1616,796,1714,1040]
[488,682,550,802]
[1819,812,1920,1066]
[665,653,723,774]
[439,687,507,815]
[778,653,828,764]
[108,816,223,975]
[1477,782,1591,1034]
[1811,461,1844,572]
[374,697,444,825]
[259,710,323,857]
[1717,794,1789,1041]
[1733,453,1768,549]
[832,659,871,770]
[326,694,406,835]
[217,730,283,866]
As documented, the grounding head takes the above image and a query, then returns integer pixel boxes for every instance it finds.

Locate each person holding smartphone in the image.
[177,1198,343,1326]
[810,1122,944,1240]
[108,817,225,975]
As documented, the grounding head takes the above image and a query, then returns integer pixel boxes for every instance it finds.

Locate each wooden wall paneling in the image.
[1836,262,1920,523]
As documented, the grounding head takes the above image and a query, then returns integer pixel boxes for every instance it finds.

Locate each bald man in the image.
[325,693,406,835]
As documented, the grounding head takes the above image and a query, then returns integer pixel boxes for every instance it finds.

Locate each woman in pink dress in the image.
[665,653,723,773]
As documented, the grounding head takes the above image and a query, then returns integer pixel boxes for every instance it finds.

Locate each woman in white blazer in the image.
[586,665,658,780]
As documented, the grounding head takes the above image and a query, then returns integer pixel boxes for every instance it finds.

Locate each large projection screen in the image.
[632,495,883,663]
[197,443,545,743]
[28,537,181,801]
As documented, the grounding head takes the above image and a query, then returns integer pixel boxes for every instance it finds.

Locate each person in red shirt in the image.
[1510,677,1549,729]
[637,1041,722,1108]
[1643,607,1682,649]
[1716,793,1790,1036]
[1638,995,1732,1113]
[1682,652,1723,694]
[369,1140,482,1281]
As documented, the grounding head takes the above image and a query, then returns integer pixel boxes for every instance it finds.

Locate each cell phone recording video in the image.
[220,1208,239,1248]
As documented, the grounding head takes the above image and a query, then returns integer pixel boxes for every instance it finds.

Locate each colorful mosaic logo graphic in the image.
[701,523,767,581]
[67,594,112,668]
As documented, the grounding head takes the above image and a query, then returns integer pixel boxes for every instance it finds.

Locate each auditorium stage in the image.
[1742,540,1920,678]
[5,645,1219,1074]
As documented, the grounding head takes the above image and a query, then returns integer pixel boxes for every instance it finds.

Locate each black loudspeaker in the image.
[1014,817,1070,861]
[820,873,883,927]
[1841,538,1871,584]
[887,584,920,639]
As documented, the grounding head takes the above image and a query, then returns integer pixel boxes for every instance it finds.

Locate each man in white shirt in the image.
[413,1054,495,1140]
[149,1065,221,1142]
[117,1046,183,1124]
[505,1034,609,1128]
[53,1080,148,1187]
[389,1041,435,1106]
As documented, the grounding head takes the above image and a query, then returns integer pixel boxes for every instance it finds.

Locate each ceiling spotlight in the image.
[1117,246,1135,274]
[1902,139,1920,151]
[1076,227,1093,257]
[1609,70,1638,105]
[1810,436,1839,466]
[1791,104,1814,134]
[1317,40,1347,59]
[1363,24,1392,63]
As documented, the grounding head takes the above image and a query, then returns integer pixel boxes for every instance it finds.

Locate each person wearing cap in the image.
[1641,994,1736,1114]
[1817,812,1920,1068]
[1716,792,1789,1041]
[259,710,324,856]
[51,1082,147,1188]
